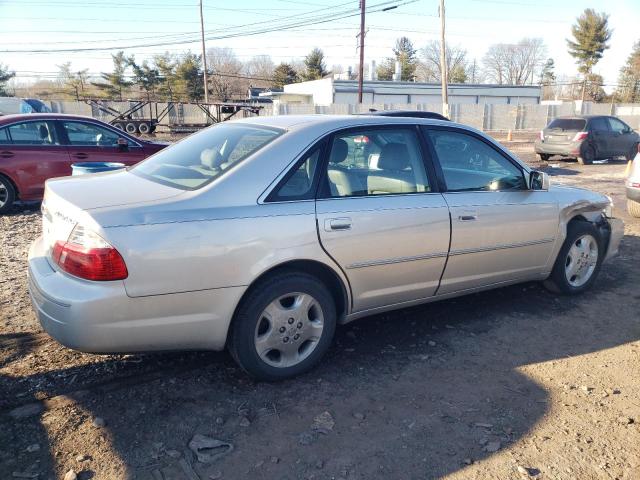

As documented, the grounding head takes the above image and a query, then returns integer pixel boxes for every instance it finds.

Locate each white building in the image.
[261,78,542,108]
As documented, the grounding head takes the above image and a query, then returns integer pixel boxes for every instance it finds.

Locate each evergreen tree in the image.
[0,63,15,96]
[174,53,203,101]
[93,51,133,100]
[302,48,328,81]
[377,37,418,81]
[540,58,556,84]
[128,57,161,101]
[57,62,89,100]
[566,9,612,100]
[272,63,298,88]
[152,52,178,101]
[616,41,640,103]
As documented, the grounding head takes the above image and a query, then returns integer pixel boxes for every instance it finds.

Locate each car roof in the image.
[235,114,453,131]
[0,113,103,125]
[362,110,450,121]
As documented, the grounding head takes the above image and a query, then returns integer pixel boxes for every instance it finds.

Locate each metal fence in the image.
[42,100,640,132]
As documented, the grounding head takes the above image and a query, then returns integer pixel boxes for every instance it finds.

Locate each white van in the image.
[0,97,33,115]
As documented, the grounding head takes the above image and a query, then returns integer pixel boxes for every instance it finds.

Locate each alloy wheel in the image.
[564,234,599,287]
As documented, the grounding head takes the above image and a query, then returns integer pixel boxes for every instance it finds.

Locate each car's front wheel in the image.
[543,221,604,294]
[628,199,640,218]
[0,175,16,215]
[229,271,337,381]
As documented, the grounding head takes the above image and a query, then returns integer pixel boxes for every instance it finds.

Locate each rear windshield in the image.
[132,123,283,190]
[547,118,586,131]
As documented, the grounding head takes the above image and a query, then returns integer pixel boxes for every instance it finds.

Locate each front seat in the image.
[367,143,417,194]
[327,138,362,196]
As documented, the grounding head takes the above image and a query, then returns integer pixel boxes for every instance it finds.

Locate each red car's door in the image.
[58,120,147,167]
[0,119,70,200]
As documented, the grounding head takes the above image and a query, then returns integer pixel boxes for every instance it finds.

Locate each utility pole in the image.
[439,0,449,118]
[357,0,366,103]
[199,0,209,103]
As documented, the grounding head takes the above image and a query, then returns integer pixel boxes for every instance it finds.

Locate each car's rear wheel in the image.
[543,221,603,295]
[0,175,16,215]
[538,153,551,161]
[578,144,596,165]
[229,271,336,381]
[627,199,640,218]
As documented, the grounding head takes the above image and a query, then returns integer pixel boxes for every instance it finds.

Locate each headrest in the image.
[39,125,49,140]
[200,147,223,169]
[378,143,410,170]
[329,138,349,164]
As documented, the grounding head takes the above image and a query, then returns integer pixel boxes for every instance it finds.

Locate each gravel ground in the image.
[1,134,639,480]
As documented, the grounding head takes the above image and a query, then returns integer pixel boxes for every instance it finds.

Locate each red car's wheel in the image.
[0,175,16,214]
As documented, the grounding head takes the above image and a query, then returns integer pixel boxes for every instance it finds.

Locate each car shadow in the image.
[1,234,639,479]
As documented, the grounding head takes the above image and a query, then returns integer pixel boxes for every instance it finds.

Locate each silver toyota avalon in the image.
[28,115,624,380]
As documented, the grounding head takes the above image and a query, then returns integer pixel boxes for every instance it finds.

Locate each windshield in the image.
[547,118,586,131]
[132,123,283,190]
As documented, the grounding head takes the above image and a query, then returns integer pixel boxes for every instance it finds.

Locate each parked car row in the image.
[0,113,168,213]
[28,114,623,380]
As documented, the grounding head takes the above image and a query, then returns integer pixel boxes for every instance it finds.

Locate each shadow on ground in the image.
[1,234,639,479]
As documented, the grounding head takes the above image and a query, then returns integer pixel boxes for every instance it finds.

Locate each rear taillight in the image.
[539,130,544,141]
[52,225,128,281]
[572,132,588,141]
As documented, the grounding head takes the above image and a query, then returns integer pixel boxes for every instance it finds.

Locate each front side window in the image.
[132,123,282,190]
[62,121,130,147]
[607,117,628,134]
[426,129,526,192]
[323,128,429,197]
[5,121,58,145]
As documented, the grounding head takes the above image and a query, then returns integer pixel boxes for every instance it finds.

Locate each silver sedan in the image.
[28,115,624,380]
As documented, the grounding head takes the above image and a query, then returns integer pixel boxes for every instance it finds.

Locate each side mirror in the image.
[117,138,129,151]
[530,170,549,191]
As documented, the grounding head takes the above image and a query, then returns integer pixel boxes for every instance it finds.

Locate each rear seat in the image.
[367,143,417,194]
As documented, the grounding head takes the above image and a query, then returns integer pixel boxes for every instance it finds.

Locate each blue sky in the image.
[1,0,638,89]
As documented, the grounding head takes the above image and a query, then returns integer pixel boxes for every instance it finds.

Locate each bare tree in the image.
[244,55,275,88]
[206,47,244,101]
[417,40,469,83]
[482,38,547,85]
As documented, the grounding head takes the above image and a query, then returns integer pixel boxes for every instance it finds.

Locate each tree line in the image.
[1,8,639,104]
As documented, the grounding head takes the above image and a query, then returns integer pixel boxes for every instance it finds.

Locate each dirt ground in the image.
[1,133,639,480]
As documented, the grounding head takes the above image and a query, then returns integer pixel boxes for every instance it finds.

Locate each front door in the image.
[58,120,146,167]
[315,126,451,313]
[423,127,559,295]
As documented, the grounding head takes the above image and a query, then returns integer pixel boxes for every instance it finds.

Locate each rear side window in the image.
[589,118,609,132]
[132,123,282,190]
[547,119,586,131]
[5,121,59,145]
[426,129,526,192]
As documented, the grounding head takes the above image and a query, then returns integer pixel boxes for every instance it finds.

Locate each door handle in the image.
[458,215,477,221]
[0,151,14,158]
[324,217,352,232]
[71,153,89,159]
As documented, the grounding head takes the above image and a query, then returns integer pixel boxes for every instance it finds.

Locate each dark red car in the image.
[0,113,168,213]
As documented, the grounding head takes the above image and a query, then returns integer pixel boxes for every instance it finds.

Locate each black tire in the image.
[113,122,124,131]
[0,175,16,215]
[578,144,596,165]
[538,153,551,162]
[138,122,151,134]
[125,122,138,134]
[543,221,604,295]
[627,199,640,218]
[626,143,639,161]
[228,271,337,381]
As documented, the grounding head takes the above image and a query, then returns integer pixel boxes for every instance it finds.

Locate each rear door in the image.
[588,117,612,157]
[0,120,69,199]
[423,126,559,295]
[312,126,451,313]
[59,120,146,167]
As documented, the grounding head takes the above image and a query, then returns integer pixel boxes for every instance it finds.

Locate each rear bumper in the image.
[534,140,581,156]
[604,218,624,262]
[28,236,245,353]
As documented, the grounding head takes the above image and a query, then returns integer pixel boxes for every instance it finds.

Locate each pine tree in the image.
[0,63,15,96]
[92,51,133,100]
[302,48,328,81]
[174,53,203,101]
[272,63,298,88]
[377,37,418,81]
[540,58,556,84]
[566,9,612,100]
[616,41,640,103]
